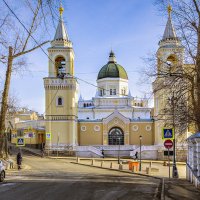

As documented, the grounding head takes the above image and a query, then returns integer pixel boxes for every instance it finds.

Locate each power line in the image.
[3,0,150,115]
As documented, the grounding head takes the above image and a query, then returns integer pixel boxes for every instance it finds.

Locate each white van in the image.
[0,160,5,182]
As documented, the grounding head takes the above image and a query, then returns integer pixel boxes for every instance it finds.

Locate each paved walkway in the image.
[2,155,161,200]
[164,179,200,200]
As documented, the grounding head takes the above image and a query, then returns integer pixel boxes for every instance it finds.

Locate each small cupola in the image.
[109,51,117,63]
[97,51,128,80]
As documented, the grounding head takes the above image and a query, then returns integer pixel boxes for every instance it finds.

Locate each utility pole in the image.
[139,135,142,171]
[118,137,120,164]
[171,92,179,178]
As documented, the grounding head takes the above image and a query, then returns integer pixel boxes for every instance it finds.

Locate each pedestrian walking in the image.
[102,149,104,158]
[17,151,22,170]
[134,151,138,160]
[41,148,45,158]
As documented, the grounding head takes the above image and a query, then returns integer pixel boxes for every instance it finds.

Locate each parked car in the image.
[0,160,5,182]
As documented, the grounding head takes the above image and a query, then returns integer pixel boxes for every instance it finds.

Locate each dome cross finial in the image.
[59,1,64,17]
[167,4,172,16]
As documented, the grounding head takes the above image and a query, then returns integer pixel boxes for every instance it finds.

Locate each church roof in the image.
[54,4,69,41]
[162,13,177,40]
[97,51,128,80]
[161,5,179,42]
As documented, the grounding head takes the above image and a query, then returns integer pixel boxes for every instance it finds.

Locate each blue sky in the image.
[3,0,168,113]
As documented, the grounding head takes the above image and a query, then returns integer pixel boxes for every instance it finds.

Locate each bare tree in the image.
[143,0,200,141]
[0,0,60,158]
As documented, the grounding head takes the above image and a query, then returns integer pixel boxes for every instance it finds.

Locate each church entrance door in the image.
[108,127,124,145]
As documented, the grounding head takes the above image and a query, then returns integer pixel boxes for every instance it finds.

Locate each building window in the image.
[100,89,105,96]
[113,89,116,95]
[17,129,23,137]
[121,89,125,95]
[110,89,112,95]
[57,97,63,106]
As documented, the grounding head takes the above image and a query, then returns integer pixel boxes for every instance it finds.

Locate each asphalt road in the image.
[0,155,161,200]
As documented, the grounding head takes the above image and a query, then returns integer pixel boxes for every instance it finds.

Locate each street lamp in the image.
[118,137,121,164]
[169,92,179,178]
[139,135,142,171]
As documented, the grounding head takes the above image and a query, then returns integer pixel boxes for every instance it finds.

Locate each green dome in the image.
[97,52,128,80]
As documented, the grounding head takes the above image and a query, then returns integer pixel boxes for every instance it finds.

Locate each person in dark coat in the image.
[17,151,22,170]
[134,151,138,160]
[102,149,104,158]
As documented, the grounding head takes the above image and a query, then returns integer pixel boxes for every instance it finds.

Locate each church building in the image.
[11,4,188,159]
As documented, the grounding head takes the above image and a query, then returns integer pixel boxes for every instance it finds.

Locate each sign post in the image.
[46,133,51,156]
[164,139,173,179]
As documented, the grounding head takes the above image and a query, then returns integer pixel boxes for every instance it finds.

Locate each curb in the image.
[71,162,164,199]
[71,161,162,179]
[161,178,165,200]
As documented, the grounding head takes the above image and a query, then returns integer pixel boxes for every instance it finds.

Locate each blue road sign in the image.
[16,137,25,146]
[162,128,174,140]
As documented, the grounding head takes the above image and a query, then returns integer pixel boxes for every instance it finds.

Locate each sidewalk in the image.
[164,179,200,200]
[72,158,186,179]
[10,143,42,157]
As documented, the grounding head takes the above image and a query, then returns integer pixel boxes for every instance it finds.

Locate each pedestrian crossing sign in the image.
[46,133,51,140]
[162,128,174,140]
[16,137,25,146]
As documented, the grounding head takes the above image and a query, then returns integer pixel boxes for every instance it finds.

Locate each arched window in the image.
[108,127,124,145]
[57,97,63,106]
[166,55,177,67]
[55,56,66,77]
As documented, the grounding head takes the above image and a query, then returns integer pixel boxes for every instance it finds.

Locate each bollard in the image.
[101,161,104,168]
[149,161,152,172]
[110,162,113,169]
[119,164,123,170]
[146,167,150,174]
[91,159,95,166]
[76,157,80,163]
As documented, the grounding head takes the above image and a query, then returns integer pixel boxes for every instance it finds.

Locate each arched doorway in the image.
[108,127,124,145]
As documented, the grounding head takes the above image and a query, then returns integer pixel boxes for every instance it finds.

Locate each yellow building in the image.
[10,108,45,148]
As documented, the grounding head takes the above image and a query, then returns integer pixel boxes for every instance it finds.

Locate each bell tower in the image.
[44,4,78,151]
[153,5,185,144]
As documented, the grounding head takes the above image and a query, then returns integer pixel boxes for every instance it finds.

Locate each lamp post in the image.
[118,137,121,164]
[139,135,142,171]
[171,93,179,178]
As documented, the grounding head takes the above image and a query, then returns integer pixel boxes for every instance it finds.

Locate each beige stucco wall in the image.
[78,122,103,145]
[78,120,154,146]
[45,120,78,146]
[129,122,154,145]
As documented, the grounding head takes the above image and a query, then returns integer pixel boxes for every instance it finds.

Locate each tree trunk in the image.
[195,22,200,132]
[0,46,13,158]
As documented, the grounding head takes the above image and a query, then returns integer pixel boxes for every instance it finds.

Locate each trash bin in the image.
[128,161,133,170]
[132,162,139,171]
